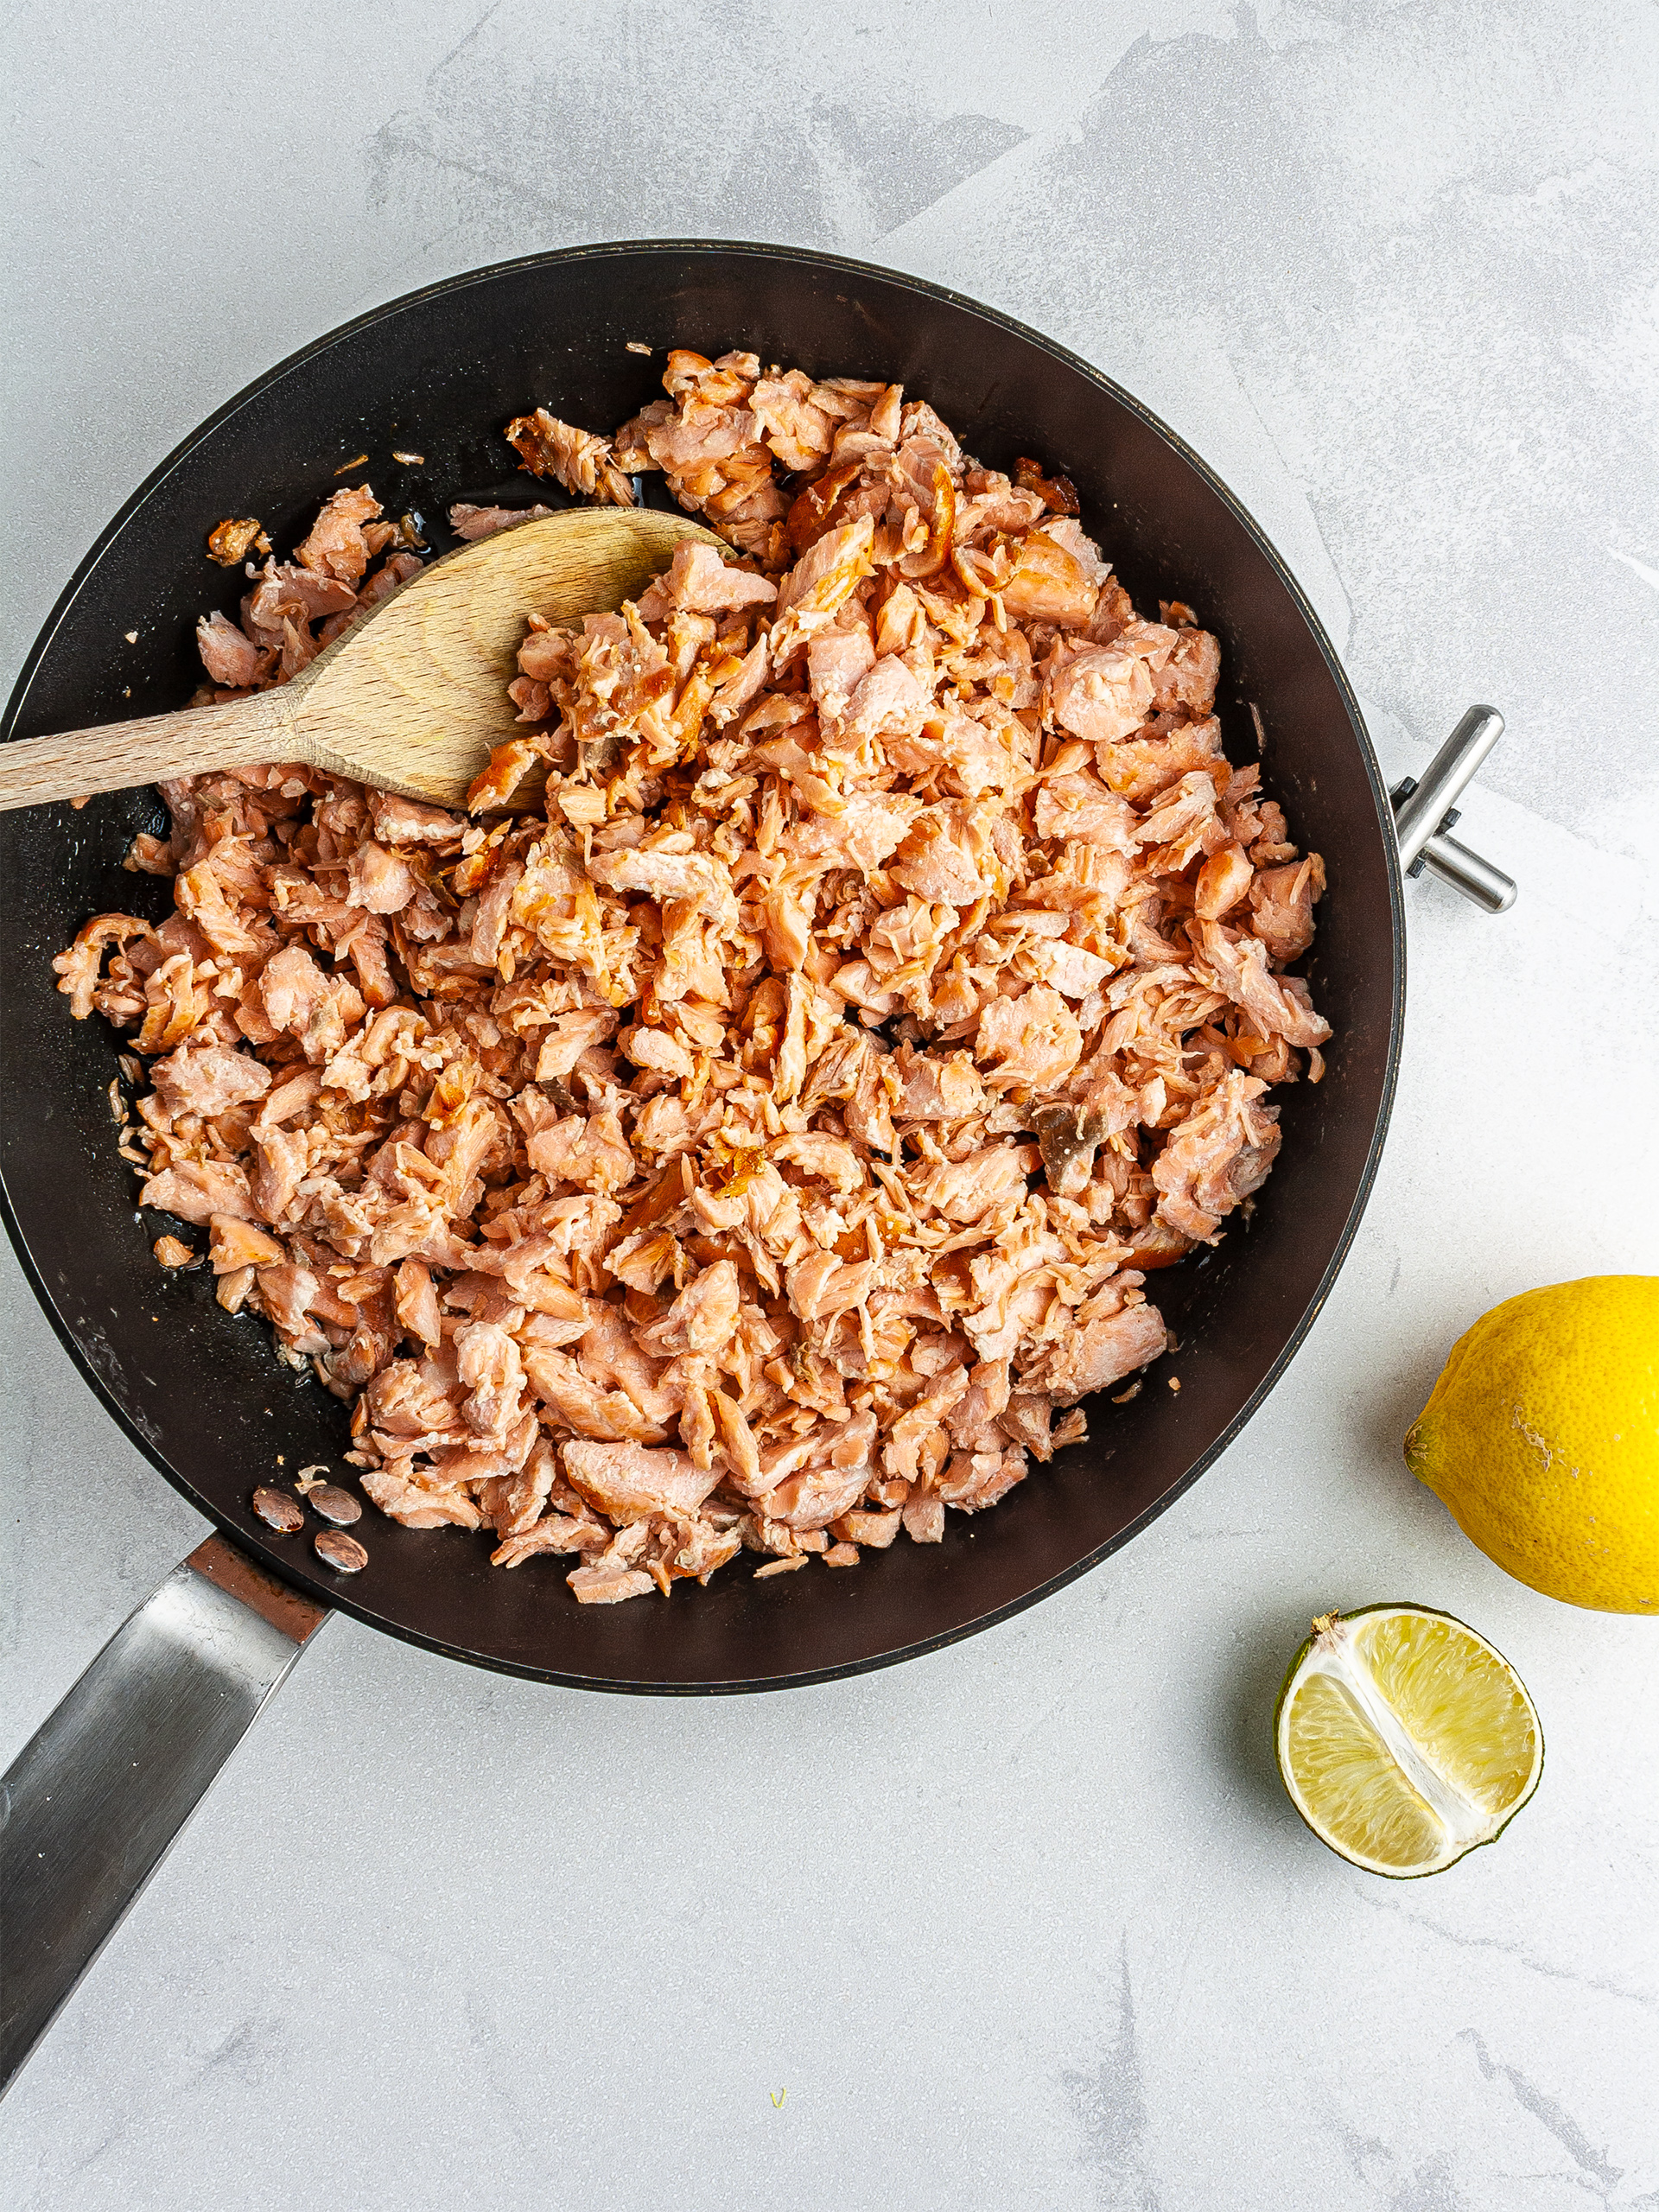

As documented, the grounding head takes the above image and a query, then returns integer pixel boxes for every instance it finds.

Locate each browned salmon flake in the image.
[207,518,270,567]
[56,352,1329,1610]
[448,501,556,542]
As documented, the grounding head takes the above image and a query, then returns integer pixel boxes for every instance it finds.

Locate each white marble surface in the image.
[3,4,1658,2205]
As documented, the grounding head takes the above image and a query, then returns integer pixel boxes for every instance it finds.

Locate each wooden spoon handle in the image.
[0,688,297,811]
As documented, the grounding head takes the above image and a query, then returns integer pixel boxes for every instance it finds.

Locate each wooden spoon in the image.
[0,506,722,814]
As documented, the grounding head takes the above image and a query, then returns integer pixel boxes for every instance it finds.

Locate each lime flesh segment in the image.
[1282,1672,1447,1870]
[1351,1610,1538,1818]
[1275,1606,1543,1878]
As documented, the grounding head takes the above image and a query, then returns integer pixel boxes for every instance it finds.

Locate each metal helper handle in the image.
[1414,826,1516,914]
[1390,705,1516,912]
[0,1535,329,2099]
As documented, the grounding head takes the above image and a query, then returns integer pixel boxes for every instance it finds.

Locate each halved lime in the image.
[1274,1605,1543,1877]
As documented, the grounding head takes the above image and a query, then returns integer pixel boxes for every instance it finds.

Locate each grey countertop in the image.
[3,4,1657,2206]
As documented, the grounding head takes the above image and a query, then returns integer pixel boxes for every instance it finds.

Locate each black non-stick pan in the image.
[1,241,1456,2088]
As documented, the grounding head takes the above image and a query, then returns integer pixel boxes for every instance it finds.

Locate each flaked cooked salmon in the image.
[55,356,1328,1605]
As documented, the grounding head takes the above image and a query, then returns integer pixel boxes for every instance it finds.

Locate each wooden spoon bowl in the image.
[0,506,721,813]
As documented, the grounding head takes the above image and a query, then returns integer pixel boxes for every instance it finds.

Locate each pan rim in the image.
[0,237,1407,1694]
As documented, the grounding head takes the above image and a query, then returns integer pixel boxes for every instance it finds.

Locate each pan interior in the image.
[0,243,1402,1690]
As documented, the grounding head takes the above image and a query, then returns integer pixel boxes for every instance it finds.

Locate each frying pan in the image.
[0,241,1497,2090]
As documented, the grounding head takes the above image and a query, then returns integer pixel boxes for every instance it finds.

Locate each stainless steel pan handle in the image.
[1391,704,1516,913]
[0,1535,329,2098]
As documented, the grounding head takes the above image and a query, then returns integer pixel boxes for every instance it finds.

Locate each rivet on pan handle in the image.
[1390,705,1516,912]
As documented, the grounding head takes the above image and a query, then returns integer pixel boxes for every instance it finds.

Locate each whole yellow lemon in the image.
[1405,1276,1658,1613]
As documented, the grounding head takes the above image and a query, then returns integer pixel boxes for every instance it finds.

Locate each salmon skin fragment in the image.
[58,349,1327,1609]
